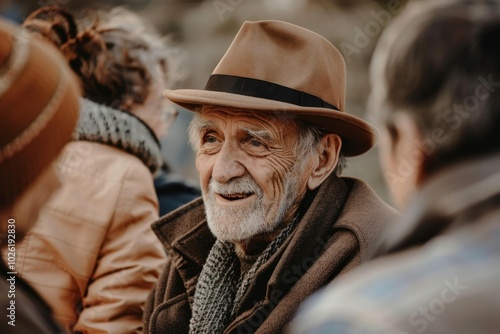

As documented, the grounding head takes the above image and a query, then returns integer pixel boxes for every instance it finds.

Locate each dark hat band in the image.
[205,74,338,110]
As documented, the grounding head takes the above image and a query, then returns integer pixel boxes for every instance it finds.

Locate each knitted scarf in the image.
[75,99,164,175]
[189,218,299,334]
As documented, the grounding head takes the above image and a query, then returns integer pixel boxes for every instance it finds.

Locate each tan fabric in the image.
[5,142,166,333]
[144,175,399,334]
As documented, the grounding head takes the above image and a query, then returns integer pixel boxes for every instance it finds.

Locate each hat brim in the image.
[165,89,378,156]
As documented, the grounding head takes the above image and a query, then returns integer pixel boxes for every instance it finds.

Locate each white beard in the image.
[203,171,301,242]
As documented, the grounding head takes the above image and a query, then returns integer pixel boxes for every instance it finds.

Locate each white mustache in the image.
[208,175,262,197]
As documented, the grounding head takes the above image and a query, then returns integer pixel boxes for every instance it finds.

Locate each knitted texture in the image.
[76,99,164,175]
[189,218,299,334]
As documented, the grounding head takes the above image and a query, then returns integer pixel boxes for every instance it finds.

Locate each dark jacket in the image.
[144,175,398,334]
[154,168,200,216]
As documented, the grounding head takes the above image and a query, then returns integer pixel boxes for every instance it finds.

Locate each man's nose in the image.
[212,142,245,184]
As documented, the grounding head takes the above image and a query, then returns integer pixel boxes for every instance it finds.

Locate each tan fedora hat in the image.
[165,20,377,156]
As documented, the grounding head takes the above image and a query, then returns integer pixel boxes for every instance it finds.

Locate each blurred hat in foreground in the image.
[0,19,81,207]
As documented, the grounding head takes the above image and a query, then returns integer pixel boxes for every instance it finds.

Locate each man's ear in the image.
[307,134,342,190]
[391,112,426,185]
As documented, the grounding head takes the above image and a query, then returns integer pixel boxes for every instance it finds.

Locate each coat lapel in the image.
[152,198,215,302]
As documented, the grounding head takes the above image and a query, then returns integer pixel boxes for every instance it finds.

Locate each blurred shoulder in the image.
[292,218,500,334]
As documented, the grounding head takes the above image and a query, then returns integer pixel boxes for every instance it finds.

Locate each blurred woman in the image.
[10,6,184,333]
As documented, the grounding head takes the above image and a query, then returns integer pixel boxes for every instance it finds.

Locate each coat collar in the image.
[152,197,213,268]
[76,98,164,175]
[378,153,500,255]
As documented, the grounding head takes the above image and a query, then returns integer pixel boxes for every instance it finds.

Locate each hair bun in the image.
[23,6,77,48]
[61,29,105,72]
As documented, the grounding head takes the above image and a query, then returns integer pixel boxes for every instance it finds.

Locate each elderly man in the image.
[144,20,397,334]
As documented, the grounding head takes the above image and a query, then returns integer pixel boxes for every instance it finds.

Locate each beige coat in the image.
[9,141,166,333]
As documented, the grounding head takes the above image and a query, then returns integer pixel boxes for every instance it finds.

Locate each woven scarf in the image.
[75,98,164,175]
[189,219,299,334]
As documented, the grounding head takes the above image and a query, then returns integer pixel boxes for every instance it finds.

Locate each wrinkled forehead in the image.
[198,106,300,132]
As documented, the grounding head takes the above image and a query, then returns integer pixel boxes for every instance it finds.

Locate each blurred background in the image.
[0,0,410,204]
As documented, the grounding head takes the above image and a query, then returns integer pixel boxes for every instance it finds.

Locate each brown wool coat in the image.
[144,175,399,334]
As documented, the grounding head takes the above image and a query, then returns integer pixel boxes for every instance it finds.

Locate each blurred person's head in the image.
[0,20,80,241]
[23,6,180,139]
[167,20,378,252]
[370,0,500,208]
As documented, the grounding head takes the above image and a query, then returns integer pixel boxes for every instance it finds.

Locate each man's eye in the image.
[250,139,262,147]
[204,135,218,144]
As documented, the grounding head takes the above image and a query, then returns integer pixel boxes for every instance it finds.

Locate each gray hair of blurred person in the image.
[370,0,500,177]
[85,7,185,89]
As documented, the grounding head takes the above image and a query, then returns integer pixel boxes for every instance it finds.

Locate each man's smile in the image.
[216,192,256,203]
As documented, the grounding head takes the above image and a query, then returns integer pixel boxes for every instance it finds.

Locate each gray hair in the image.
[295,120,346,176]
[372,0,500,175]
